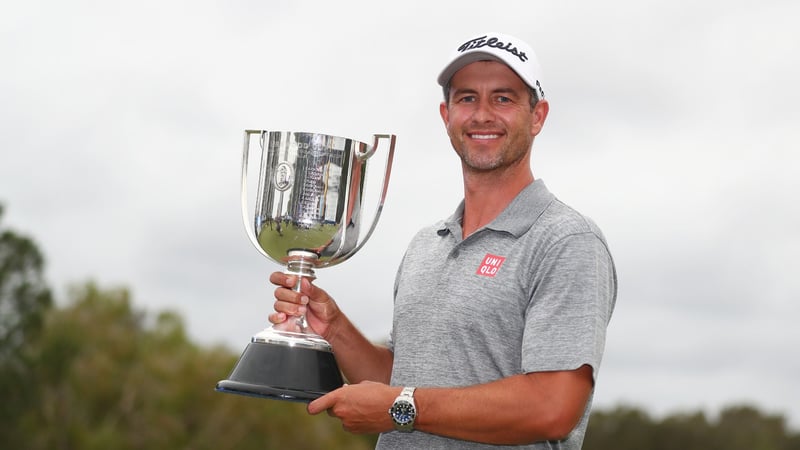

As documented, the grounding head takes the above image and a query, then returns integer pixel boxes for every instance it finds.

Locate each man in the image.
[269,32,617,449]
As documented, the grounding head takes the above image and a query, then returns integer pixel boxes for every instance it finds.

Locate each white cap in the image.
[437,32,545,99]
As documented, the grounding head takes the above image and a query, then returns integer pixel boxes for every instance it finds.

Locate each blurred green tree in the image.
[716,405,793,450]
[0,204,54,449]
[15,282,376,449]
[585,404,800,450]
[584,405,656,449]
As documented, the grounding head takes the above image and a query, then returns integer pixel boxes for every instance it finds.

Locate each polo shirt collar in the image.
[438,179,554,238]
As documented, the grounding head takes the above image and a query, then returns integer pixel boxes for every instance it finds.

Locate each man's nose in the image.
[471,99,495,122]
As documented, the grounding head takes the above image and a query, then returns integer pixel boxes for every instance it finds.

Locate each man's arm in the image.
[415,365,593,443]
[323,307,394,384]
[308,364,594,445]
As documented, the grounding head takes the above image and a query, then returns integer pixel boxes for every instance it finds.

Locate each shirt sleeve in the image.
[521,231,617,380]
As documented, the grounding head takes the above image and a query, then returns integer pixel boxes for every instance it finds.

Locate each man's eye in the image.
[497,96,511,103]
[458,96,476,103]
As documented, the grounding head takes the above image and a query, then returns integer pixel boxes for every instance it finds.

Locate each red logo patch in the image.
[476,253,506,277]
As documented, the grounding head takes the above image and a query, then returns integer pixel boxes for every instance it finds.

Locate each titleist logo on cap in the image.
[457,35,528,62]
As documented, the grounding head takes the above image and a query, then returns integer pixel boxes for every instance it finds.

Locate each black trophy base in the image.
[216,340,344,403]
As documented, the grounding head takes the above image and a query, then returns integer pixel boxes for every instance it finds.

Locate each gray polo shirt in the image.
[377,179,617,450]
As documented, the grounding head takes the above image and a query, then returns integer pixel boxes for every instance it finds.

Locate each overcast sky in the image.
[2,0,799,429]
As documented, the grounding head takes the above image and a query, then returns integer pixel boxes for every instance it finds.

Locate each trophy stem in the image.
[285,250,319,335]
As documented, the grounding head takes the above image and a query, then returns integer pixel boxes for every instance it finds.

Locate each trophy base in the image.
[216,332,344,403]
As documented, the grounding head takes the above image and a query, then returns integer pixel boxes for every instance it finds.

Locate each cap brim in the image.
[436,52,505,87]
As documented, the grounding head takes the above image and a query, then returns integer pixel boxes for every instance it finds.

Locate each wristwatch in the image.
[388,386,417,432]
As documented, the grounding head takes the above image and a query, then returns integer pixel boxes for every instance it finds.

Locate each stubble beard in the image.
[452,135,530,174]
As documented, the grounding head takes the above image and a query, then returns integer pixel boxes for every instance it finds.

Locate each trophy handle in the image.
[339,133,396,262]
[241,129,271,260]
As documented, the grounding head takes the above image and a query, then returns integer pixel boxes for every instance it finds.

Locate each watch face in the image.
[391,400,416,424]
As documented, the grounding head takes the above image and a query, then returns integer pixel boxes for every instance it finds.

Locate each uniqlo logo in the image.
[476,253,506,277]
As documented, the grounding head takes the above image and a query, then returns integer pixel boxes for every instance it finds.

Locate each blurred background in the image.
[2,0,799,448]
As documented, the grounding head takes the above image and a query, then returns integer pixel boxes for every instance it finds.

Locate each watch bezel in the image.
[390,399,416,425]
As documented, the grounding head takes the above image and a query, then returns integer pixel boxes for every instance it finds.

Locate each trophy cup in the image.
[216,130,395,402]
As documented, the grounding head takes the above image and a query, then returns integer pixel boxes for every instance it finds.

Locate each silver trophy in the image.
[216,130,395,402]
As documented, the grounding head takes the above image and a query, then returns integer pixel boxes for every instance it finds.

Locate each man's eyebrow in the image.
[452,86,520,96]
[451,87,478,96]
[492,87,521,96]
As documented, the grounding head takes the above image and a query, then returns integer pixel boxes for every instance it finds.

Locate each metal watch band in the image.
[400,386,416,398]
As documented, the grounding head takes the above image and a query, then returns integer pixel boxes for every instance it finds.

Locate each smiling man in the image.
[269,32,617,449]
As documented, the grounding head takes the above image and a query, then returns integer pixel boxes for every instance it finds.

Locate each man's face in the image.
[440,60,547,174]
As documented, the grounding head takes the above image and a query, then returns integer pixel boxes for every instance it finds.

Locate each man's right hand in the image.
[268,272,340,339]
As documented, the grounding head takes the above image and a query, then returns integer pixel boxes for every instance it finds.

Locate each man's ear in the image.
[531,99,549,136]
[439,101,449,126]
